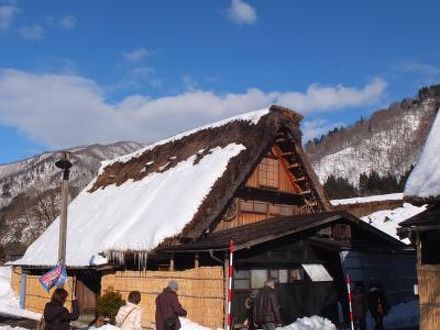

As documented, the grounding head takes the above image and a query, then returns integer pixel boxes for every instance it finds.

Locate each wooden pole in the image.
[416,231,422,266]
[194,253,200,268]
[224,252,229,329]
[56,152,72,266]
[169,255,175,271]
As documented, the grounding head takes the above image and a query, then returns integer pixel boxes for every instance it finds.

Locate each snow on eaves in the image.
[15,143,246,267]
[331,193,403,206]
[405,109,440,200]
[103,107,270,167]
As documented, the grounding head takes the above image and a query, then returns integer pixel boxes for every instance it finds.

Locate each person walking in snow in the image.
[368,283,389,330]
[42,288,79,330]
[351,282,366,330]
[115,290,143,330]
[155,280,188,330]
[255,279,282,330]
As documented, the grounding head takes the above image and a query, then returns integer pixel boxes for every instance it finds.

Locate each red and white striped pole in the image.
[346,274,355,330]
[227,240,234,330]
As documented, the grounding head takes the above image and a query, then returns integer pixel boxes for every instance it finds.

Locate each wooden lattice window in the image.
[259,157,279,188]
[240,200,268,214]
[332,224,352,241]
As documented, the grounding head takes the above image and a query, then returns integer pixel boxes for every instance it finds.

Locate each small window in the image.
[259,158,279,188]
[279,269,288,283]
[234,270,251,290]
[269,204,280,216]
[280,204,293,216]
[254,202,268,214]
[251,269,267,288]
[269,269,278,280]
[289,268,304,282]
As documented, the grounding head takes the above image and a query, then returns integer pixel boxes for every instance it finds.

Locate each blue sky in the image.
[1,0,440,164]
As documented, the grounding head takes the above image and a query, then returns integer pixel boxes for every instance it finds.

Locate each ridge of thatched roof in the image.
[404,108,440,205]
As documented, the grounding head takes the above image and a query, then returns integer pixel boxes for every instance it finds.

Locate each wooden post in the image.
[416,231,422,266]
[224,252,229,329]
[169,255,175,271]
[194,253,200,268]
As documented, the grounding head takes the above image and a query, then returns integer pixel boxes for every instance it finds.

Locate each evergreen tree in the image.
[324,175,358,199]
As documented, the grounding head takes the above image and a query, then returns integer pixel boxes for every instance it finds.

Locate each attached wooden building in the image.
[399,109,440,330]
[12,105,416,328]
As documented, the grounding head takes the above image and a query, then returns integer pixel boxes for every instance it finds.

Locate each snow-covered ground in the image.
[0,266,41,321]
[366,300,419,329]
[331,193,403,206]
[361,202,426,244]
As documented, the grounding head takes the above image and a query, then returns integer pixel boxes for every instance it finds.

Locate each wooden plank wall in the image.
[418,264,440,330]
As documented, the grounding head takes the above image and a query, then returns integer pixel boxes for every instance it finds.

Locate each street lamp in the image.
[55,151,72,266]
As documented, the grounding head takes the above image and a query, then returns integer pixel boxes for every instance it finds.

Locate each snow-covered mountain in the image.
[306,85,440,186]
[0,141,143,248]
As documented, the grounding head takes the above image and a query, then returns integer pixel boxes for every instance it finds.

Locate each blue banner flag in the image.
[38,264,68,291]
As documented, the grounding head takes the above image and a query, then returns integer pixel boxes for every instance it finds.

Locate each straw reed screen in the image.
[418,265,440,330]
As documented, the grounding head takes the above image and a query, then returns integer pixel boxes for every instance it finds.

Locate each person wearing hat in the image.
[155,280,187,330]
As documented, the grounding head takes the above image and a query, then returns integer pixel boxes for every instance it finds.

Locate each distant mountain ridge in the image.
[0,141,144,253]
[305,85,440,187]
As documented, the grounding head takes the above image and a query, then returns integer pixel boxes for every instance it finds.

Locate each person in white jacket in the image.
[115,291,143,330]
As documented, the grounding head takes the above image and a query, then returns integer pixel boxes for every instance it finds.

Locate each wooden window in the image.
[269,204,280,216]
[289,267,304,282]
[240,200,268,214]
[259,157,279,188]
[234,270,251,289]
[332,224,352,241]
[280,204,293,216]
[251,269,267,288]
[317,226,332,238]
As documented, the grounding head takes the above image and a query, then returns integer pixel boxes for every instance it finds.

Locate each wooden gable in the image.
[214,132,329,232]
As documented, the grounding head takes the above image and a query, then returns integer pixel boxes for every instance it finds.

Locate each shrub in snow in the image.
[96,287,125,322]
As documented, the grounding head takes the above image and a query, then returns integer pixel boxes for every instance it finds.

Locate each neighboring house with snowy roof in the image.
[400,108,440,330]
[11,105,416,328]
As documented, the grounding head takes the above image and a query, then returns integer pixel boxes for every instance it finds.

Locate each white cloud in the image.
[227,0,257,25]
[19,24,45,40]
[302,119,345,143]
[0,2,18,30]
[123,48,150,64]
[59,15,77,30]
[276,78,387,112]
[397,61,440,77]
[0,69,387,148]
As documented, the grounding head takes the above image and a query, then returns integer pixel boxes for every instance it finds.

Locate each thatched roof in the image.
[15,105,330,267]
[404,108,440,205]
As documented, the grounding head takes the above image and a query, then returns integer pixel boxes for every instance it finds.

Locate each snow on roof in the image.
[16,143,246,267]
[104,108,270,166]
[405,109,440,203]
[361,202,427,244]
[331,193,403,206]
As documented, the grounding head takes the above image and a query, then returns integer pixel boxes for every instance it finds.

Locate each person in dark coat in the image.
[43,287,80,330]
[351,282,366,330]
[244,289,259,329]
[155,280,187,330]
[367,284,389,330]
[255,279,282,330]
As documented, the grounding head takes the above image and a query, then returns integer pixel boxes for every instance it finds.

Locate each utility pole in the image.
[55,151,72,266]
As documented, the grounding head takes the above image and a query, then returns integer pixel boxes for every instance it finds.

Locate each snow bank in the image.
[0,326,29,330]
[0,266,41,321]
[361,203,426,244]
[331,193,403,206]
[280,316,336,330]
[16,143,246,267]
[405,109,440,199]
[366,300,419,329]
